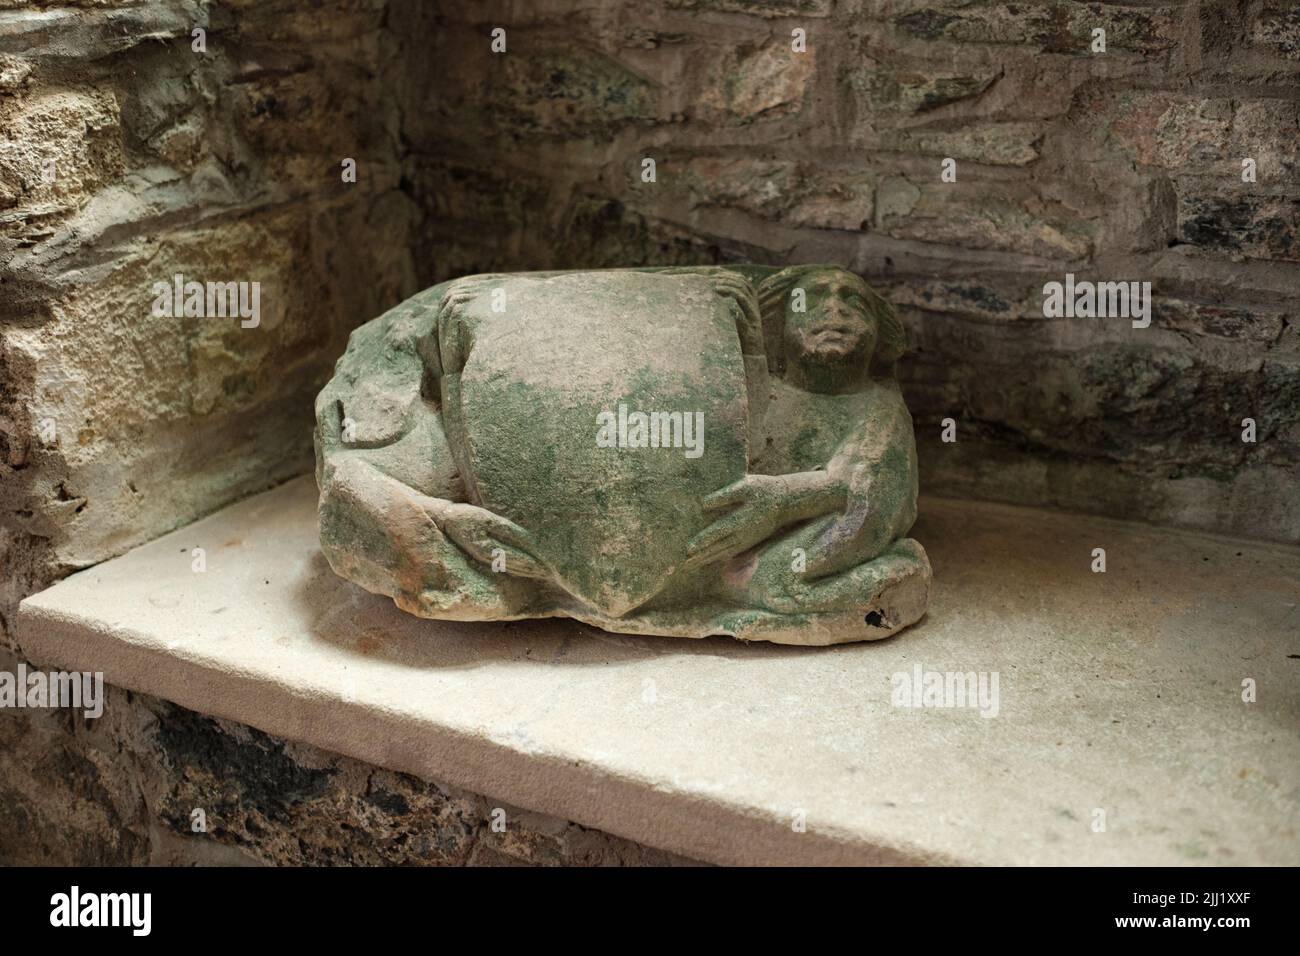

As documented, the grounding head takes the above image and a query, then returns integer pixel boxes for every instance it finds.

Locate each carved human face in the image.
[783,272,877,366]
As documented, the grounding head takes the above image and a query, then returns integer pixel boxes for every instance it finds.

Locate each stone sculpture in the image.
[314,265,931,645]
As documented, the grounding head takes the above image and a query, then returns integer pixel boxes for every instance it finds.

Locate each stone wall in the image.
[1,0,419,646]
[414,0,1300,543]
[0,669,693,865]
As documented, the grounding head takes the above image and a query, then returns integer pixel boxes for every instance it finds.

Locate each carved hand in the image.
[686,471,847,567]
[430,501,552,580]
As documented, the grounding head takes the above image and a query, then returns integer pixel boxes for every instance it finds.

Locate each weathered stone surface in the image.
[0,1,426,869]
[697,38,815,123]
[891,1,1183,57]
[558,194,736,265]
[1155,297,1287,344]
[899,293,1300,541]
[878,275,1041,322]
[0,0,199,62]
[1,0,416,657]
[0,649,691,866]
[0,88,122,225]
[1109,92,1299,180]
[841,65,997,115]
[1251,1,1300,60]
[667,0,832,17]
[674,157,874,229]
[1178,194,1300,262]
[874,177,1097,259]
[489,49,660,137]
[315,266,931,644]
[881,121,1043,166]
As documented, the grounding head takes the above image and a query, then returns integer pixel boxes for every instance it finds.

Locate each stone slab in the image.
[17,476,1300,865]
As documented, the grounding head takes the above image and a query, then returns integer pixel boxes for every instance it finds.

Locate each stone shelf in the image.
[18,476,1300,865]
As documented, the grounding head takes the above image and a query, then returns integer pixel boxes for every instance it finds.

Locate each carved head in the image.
[757,265,905,388]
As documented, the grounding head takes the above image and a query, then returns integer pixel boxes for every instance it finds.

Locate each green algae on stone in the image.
[314,266,931,645]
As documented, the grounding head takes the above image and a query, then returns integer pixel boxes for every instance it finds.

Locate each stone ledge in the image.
[17,476,1300,865]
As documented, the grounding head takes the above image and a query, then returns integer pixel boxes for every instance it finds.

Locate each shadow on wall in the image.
[0,0,422,643]
[401,0,1300,545]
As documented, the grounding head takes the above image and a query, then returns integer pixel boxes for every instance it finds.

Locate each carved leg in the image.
[711,526,933,643]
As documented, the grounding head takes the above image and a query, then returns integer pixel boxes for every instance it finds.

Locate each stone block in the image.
[841,64,997,114]
[1250,0,1300,60]
[874,176,1096,259]
[488,49,660,136]
[695,37,815,124]
[891,1,1183,57]
[667,0,833,16]
[882,121,1043,166]
[0,88,123,234]
[670,157,874,230]
[1178,193,1300,262]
